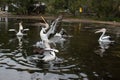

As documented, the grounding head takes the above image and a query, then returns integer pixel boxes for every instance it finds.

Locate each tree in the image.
[91,0,120,18]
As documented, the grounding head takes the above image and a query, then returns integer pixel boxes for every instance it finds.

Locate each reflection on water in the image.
[95,41,110,57]
[0,18,120,80]
[95,39,114,57]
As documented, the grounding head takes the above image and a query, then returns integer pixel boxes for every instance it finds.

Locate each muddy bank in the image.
[0,15,120,26]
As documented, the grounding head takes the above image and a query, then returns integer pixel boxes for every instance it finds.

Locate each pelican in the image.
[32,41,59,62]
[9,22,29,37]
[40,16,63,38]
[39,16,50,43]
[41,48,58,62]
[34,23,50,48]
[49,28,67,45]
[28,49,57,62]
[95,28,113,42]
[40,25,65,47]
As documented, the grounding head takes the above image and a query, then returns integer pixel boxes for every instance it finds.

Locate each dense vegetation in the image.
[0,0,120,20]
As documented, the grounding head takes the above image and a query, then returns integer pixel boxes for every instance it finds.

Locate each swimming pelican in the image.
[40,48,58,62]
[39,16,50,43]
[28,49,57,62]
[95,28,113,42]
[39,17,59,46]
[9,22,29,36]
[49,28,67,45]
[32,41,58,62]
[39,19,68,47]
[41,50,56,62]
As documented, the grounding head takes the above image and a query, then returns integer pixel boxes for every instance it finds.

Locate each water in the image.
[0,17,120,80]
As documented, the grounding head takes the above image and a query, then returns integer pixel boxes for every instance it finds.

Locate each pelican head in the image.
[95,28,106,33]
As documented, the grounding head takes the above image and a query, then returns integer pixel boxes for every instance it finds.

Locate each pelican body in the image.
[16,22,24,37]
[40,26,49,43]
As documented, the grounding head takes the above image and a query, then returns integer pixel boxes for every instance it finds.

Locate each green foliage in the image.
[91,0,120,18]
[0,0,120,19]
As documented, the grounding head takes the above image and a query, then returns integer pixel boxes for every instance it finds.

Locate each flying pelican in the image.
[95,28,113,42]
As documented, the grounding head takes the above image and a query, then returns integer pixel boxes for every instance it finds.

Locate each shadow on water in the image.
[0,18,120,80]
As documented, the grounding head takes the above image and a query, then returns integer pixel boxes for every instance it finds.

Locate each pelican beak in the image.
[95,28,106,34]
[95,29,102,33]
[95,30,100,33]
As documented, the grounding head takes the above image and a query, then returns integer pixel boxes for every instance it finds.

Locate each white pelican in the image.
[39,19,68,47]
[40,15,63,38]
[95,28,113,42]
[39,16,50,43]
[28,49,57,62]
[40,26,65,47]
[49,28,66,45]
[9,22,29,37]
[32,41,59,62]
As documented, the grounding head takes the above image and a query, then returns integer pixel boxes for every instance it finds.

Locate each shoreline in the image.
[0,14,120,26]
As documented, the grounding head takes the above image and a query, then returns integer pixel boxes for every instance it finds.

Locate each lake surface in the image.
[0,17,120,80]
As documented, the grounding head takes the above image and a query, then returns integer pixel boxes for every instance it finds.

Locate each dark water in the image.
[0,17,120,80]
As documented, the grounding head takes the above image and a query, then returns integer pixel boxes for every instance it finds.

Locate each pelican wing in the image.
[102,36,110,40]
[42,51,56,62]
[9,29,17,33]
[23,28,29,32]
